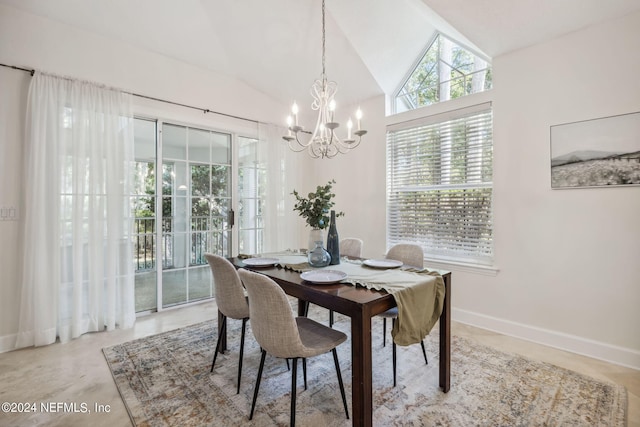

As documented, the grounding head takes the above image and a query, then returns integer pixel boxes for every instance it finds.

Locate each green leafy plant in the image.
[291,180,344,229]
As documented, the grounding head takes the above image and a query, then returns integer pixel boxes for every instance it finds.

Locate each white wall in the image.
[0,5,285,127]
[483,11,640,367]
[307,95,389,259]
[322,11,640,369]
[0,66,30,349]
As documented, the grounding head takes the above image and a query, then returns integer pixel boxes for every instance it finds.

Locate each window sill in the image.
[424,258,499,276]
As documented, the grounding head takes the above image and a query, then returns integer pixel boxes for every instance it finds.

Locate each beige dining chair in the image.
[340,237,363,258]
[378,243,429,387]
[239,268,350,427]
[204,253,250,394]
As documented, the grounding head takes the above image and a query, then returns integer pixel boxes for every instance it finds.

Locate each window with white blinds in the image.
[386,105,493,265]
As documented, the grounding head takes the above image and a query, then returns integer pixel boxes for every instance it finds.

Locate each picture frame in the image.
[550,111,640,189]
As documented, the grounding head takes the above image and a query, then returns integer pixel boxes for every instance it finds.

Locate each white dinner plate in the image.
[242,257,279,267]
[363,259,403,269]
[300,270,348,284]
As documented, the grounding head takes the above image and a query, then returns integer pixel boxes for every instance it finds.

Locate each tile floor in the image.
[0,300,637,427]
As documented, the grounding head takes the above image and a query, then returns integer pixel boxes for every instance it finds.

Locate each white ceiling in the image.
[2,0,640,107]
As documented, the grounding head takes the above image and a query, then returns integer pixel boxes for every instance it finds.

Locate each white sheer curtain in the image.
[257,122,301,252]
[16,72,135,347]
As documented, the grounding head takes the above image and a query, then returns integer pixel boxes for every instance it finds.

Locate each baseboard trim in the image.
[453,308,640,371]
[0,333,17,353]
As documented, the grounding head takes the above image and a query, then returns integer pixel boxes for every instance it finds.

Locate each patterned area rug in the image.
[103,307,627,426]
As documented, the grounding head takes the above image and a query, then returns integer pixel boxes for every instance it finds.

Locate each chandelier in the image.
[283,0,366,158]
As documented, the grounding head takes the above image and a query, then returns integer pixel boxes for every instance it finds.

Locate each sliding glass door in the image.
[132,118,233,312]
[132,118,158,312]
[161,123,232,308]
[237,136,265,255]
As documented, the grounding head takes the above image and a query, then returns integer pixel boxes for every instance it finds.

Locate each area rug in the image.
[103,308,627,426]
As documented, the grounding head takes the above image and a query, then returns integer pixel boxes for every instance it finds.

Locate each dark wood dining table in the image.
[226,257,451,427]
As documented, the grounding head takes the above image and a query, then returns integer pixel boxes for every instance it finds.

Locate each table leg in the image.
[218,309,227,353]
[439,275,451,392]
[297,299,309,317]
[351,310,372,426]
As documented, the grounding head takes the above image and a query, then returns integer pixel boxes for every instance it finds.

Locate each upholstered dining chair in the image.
[239,268,350,427]
[378,243,429,387]
[340,237,363,259]
[204,253,250,394]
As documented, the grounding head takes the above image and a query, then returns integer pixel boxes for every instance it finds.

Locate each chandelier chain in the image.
[321,0,326,81]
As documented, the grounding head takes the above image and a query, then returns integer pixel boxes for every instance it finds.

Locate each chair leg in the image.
[383,317,387,347]
[211,315,227,372]
[332,349,350,420]
[329,310,334,327]
[302,358,307,390]
[392,318,397,387]
[420,340,428,365]
[237,318,248,394]
[291,357,298,427]
[249,349,267,420]
[286,358,290,371]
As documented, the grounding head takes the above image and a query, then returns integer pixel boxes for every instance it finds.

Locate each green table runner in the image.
[246,253,445,346]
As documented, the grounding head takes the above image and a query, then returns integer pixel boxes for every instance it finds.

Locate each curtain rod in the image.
[0,62,259,125]
[0,63,35,76]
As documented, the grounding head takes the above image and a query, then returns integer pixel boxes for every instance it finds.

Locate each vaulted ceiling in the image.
[2,0,639,107]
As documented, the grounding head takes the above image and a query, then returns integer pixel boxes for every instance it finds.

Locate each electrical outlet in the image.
[0,206,19,221]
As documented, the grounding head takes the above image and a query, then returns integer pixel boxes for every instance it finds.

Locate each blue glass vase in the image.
[308,240,331,267]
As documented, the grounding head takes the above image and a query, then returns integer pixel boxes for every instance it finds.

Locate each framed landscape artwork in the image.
[550,112,640,189]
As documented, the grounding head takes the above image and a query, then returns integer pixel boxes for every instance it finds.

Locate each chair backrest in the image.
[204,254,249,320]
[385,243,424,268]
[340,238,363,258]
[238,269,307,359]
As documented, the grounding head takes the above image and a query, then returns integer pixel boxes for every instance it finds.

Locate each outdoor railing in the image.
[134,216,215,272]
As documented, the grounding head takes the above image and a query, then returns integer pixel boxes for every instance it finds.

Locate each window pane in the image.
[162,269,187,306]
[132,196,155,219]
[211,197,230,219]
[188,128,210,163]
[134,119,156,160]
[163,232,188,269]
[162,124,187,159]
[191,197,210,221]
[387,107,493,264]
[239,229,263,255]
[191,165,210,196]
[237,136,265,255]
[211,165,230,196]
[188,265,211,300]
[135,272,156,312]
[211,132,231,163]
[133,118,157,313]
[162,163,174,195]
[395,34,492,112]
[239,198,264,228]
[133,161,155,195]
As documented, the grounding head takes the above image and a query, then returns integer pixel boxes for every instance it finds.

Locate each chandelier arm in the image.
[308,143,323,158]
[287,136,308,152]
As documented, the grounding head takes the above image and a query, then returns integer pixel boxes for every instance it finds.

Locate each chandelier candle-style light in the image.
[283,0,366,158]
